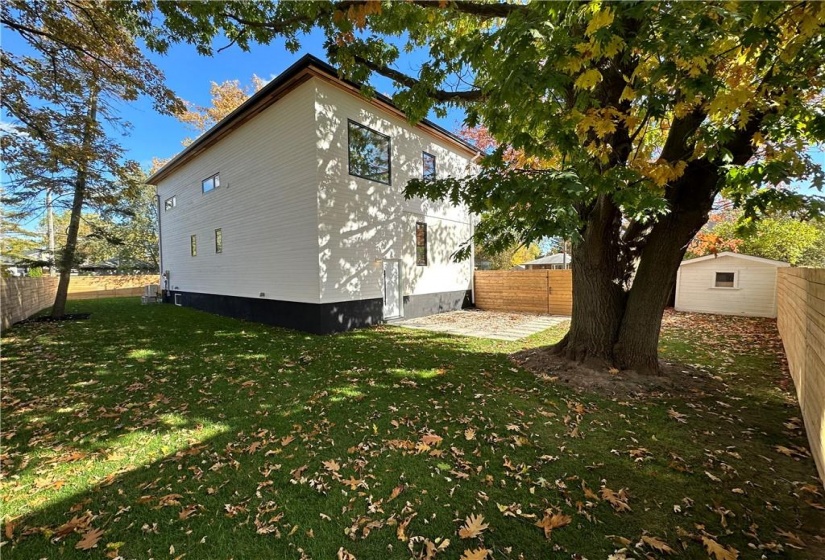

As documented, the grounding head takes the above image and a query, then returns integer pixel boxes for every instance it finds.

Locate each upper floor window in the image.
[423,152,436,180]
[164,196,176,211]
[348,120,390,185]
[202,173,220,193]
[416,222,428,266]
[215,228,223,253]
[190,235,197,257]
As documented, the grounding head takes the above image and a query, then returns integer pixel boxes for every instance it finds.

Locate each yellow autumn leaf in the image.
[575,69,603,91]
[586,8,614,36]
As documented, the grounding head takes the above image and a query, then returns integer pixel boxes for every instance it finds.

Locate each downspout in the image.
[469,151,482,306]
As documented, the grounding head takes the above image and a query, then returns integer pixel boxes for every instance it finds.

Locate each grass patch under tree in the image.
[1,298,823,559]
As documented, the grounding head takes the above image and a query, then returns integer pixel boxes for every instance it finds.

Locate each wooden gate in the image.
[473,270,572,315]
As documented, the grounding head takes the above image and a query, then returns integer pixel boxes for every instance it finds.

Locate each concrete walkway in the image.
[394,311,569,341]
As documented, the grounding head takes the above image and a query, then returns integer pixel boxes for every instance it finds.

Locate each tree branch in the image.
[352,54,485,102]
[410,0,526,18]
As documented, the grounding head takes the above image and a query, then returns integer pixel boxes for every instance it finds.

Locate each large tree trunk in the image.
[613,165,720,373]
[552,195,626,367]
[552,165,721,375]
[51,89,98,318]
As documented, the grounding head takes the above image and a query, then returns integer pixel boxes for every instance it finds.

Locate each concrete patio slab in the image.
[393,310,569,341]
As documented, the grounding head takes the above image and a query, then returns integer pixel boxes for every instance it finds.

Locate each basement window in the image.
[202,173,220,193]
[714,271,736,288]
[348,120,391,185]
[416,222,428,266]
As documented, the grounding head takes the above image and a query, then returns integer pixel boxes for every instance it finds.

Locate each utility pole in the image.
[46,189,55,275]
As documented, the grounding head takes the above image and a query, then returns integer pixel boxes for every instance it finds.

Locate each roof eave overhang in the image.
[147,55,478,185]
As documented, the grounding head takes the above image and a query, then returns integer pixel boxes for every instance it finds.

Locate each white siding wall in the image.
[157,80,320,303]
[313,79,474,306]
[675,255,782,318]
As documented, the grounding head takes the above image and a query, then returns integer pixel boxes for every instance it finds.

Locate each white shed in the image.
[675,252,789,318]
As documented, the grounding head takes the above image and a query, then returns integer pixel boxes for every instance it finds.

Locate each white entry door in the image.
[382,260,401,319]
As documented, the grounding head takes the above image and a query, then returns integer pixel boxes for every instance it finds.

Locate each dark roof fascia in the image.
[148,54,478,184]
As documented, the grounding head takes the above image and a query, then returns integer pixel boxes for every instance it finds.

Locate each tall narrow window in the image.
[415,222,428,266]
[202,173,220,193]
[190,235,197,257]
[423,152,436,180]
[348,120,391,184]
[164,196,176,211]
[215,228,222,253]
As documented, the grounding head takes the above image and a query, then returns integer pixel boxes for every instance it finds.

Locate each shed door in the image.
[382,261,401,319]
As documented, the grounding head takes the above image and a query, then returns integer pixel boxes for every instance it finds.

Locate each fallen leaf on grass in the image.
[776,529,806,549]
[704,471,721,483]
[535,510,571,539]
[337,547,357,560]
[702,536,738,560]
[458,513,489,539]
[600,487,631,512]
[460,548,489,560]
[640,535,674,554]
[75,527,104,550]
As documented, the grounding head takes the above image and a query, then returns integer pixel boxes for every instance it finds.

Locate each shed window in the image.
[714,271,735,288]
[202,173,220,193]
[215,228,222,253]
[348,121,391,184]
[190,235,197,257]
[423,152,436,180]
[164,196,176,211]
[415,222,428,266]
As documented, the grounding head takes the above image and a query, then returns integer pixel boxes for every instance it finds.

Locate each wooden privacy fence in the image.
[1,274,159,331]
[776,267,825,483]
[473,270,572,315]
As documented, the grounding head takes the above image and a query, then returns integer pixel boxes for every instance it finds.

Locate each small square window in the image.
[215,228,222,253]
[190,235,197,257]
[715,271,735,288]
[164,196,176,211]
[415,222,428,266]
[348,121,391,185]
[423,152,436,180]
[202,173,220,193]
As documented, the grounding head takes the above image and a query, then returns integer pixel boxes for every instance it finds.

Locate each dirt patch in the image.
[17,313,91,325]
[511,346,723,399]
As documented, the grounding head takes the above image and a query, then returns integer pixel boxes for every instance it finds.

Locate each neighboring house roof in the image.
[679,251,790,267]
[522,253,572,266]
[148,54,479,185]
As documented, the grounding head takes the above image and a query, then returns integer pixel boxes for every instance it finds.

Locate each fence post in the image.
[545,271,551,314]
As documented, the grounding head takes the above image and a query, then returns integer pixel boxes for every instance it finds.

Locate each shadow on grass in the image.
[1,299,822,559]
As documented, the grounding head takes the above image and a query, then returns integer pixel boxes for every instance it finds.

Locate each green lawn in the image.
[1,299,823,559]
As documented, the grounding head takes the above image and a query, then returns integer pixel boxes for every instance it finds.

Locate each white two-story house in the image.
[148,55,478,334]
